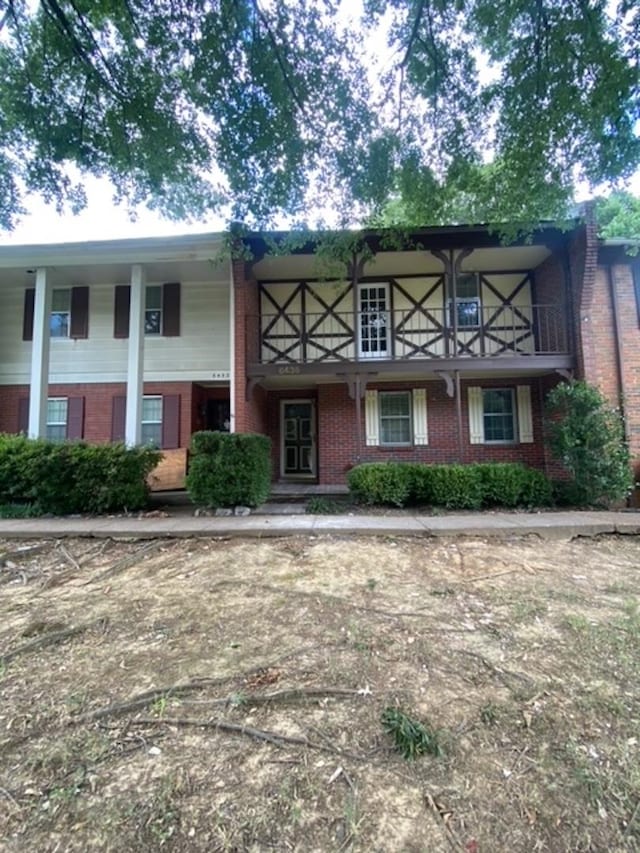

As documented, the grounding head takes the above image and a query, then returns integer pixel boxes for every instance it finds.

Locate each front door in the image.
[281,400,316,478]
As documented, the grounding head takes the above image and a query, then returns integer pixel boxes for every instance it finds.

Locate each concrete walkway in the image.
[0,509,638,540]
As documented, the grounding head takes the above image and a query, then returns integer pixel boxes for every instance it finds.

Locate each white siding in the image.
[0,279,230,384]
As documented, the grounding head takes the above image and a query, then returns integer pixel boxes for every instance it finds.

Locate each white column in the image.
[125,264,145,446]
[28,267,52,438]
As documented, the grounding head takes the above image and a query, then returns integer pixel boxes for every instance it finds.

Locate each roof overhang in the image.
[0,232,230,287]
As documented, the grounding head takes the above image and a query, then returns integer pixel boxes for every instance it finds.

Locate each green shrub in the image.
[0,435,160,514]
[474,462,553,508]
[519,467,553,507]
[545,381,633,506]
[347,460,552,510]
[428,464,483,510]
[347,462,413,507]
[186,432,271,508]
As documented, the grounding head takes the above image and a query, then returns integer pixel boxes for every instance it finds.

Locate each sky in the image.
[2,171,638,248]
[0,176,228,245]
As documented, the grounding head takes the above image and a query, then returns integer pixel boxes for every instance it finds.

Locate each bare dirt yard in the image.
[1,532,640,853]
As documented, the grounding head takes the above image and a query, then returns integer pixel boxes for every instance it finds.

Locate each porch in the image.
[247,303,570,369]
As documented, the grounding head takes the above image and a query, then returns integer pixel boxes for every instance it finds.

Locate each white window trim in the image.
[365,388,429,447]
[46,396,68,441]
[145,285,163,336]
[141,395,162,446]
[379,390,412,447]
[482,388,517,444]
[468,385,533,445]
[449,272,481,329]
[358,282,390,360]
[50,288,71,339]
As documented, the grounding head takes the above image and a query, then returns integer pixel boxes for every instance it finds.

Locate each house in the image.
[233,217,640,487]
[0,214,638,490]
[0,234,232,489]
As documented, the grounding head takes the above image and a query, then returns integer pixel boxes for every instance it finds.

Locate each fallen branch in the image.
[463,568,522,583]
[456,649,534,689]
[130,716,352,757]
[71,644,325,724]
[0,786,20,810]
[0,543,49,566]
[88,540,167,584]
[1,619,104,666]
[58,542,81,572]
[178,686,363,708]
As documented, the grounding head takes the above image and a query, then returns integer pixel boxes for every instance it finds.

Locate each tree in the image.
[545,381,633,506]
[595,190,640,245]
[0,0,638,231]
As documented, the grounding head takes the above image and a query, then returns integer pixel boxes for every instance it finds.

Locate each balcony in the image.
[247,304,570,369]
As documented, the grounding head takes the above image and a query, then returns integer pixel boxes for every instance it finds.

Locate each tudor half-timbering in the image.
[0,233,232,489]
[233,223,591,485]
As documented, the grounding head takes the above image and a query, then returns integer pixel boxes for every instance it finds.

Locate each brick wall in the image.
[0,380,194,447]
[262,377,550,485]
[612,264,640,466]
[231,259,267,435]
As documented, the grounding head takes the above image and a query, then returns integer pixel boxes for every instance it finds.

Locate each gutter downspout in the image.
[606,263,629,445]
[228,256,236,433]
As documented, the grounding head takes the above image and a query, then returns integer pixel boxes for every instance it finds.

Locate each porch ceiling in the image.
[252,245,552,281]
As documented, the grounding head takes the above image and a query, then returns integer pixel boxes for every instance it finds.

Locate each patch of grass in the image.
[479,701,500,726]
[305,496,351,514]
[511,597,548,621]
[381,706,444,760]
[602,581,633,595]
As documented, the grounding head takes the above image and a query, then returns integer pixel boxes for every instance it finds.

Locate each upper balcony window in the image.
[145,285,163,335]
[50,289,71,338]
[358,283,389,359]
[451,273,480,328]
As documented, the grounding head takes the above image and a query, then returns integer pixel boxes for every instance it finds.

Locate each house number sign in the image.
[278,366,301,375]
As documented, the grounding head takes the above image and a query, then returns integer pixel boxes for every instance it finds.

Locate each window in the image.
[379,391,412,445]
[358,283,390,358]
[114,282,180,338]
[482,389,516,443]
[145,285,162,335]
[141,396,162,446]
[50,289,71,338]
[46,397,68,441]
[451,273,480,328]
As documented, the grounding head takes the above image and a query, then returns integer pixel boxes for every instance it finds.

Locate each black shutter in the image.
[70,287,89,339]
[114,286,131,338]
[18,397,29,434]
[162,282,180,336]
[162,395,180,449]
[23,289,35,341]
[67,397,85,440]
[111,395,126,442]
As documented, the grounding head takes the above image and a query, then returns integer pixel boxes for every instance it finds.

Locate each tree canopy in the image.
[0,0,638,232]
[595,190,640,244]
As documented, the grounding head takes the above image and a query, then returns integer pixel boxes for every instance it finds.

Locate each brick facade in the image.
[0,381,196,447]
[260,378,550,485]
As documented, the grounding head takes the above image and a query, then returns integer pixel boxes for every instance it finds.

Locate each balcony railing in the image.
[247,304,569,365]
